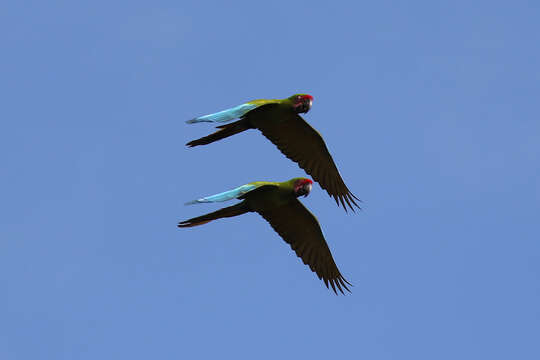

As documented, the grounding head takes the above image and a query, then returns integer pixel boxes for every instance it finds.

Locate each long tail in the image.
[186,103,258,124]
[186,118,251,147]
[178,202,250,228]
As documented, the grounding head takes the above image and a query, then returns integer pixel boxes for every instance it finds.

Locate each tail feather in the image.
[178,202,250,228]
[186,103,258,124]
[186,118,251,147]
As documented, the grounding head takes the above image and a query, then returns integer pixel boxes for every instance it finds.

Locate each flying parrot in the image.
[178,177,351,294]
[185,94,360,212]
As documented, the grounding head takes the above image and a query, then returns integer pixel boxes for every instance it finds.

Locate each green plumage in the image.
[186,93,360,212]
[178,177,351,294]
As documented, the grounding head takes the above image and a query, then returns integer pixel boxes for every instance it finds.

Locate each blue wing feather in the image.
[185,184,258,205]
[186,103,258,124]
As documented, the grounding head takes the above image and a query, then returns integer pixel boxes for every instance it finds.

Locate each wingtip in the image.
[329,280,338,294]
[340,276,352,293]
[346,194,363,213]
[335,279,344,294]
[350,192,363,204]
[330,192,362,213]
[337,195,350,213]
[332,282,352,295]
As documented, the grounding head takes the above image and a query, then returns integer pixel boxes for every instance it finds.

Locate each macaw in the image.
[178,177,351,294]
[186,94,360,212]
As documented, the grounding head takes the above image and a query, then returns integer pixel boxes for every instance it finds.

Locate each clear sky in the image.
[2,1,539,359]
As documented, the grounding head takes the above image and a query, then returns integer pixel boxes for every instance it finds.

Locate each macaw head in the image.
[289,94,313,114]
[293,178,313,197]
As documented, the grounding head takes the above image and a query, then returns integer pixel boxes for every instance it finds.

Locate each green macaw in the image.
[178,177,351,294]
[186,94,360,212]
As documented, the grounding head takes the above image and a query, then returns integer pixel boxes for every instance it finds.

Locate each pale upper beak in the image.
[303,183,312,197]
[305,99,313,113]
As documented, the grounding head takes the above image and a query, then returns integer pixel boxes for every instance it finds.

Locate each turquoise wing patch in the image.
[185,184,258,205]
[186,103,258,124]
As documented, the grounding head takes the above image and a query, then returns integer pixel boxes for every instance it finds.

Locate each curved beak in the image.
[303,183,312,197]
[294,97,313,114]
[304,99,313,113]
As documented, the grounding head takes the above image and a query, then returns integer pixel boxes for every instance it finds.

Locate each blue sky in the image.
[2,1,539,359]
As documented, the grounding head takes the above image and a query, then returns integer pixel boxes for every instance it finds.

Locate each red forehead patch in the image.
[294,178,312,187]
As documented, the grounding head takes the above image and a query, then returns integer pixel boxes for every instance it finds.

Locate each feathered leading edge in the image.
[178,202,251,227]
[186,118,252,147]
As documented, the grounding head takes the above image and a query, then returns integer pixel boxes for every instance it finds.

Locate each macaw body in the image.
[178,177,351,294]
[185,94,360,212]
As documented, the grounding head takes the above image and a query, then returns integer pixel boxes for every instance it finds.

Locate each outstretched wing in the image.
[256,199,351,294]
[249,111,360,212]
